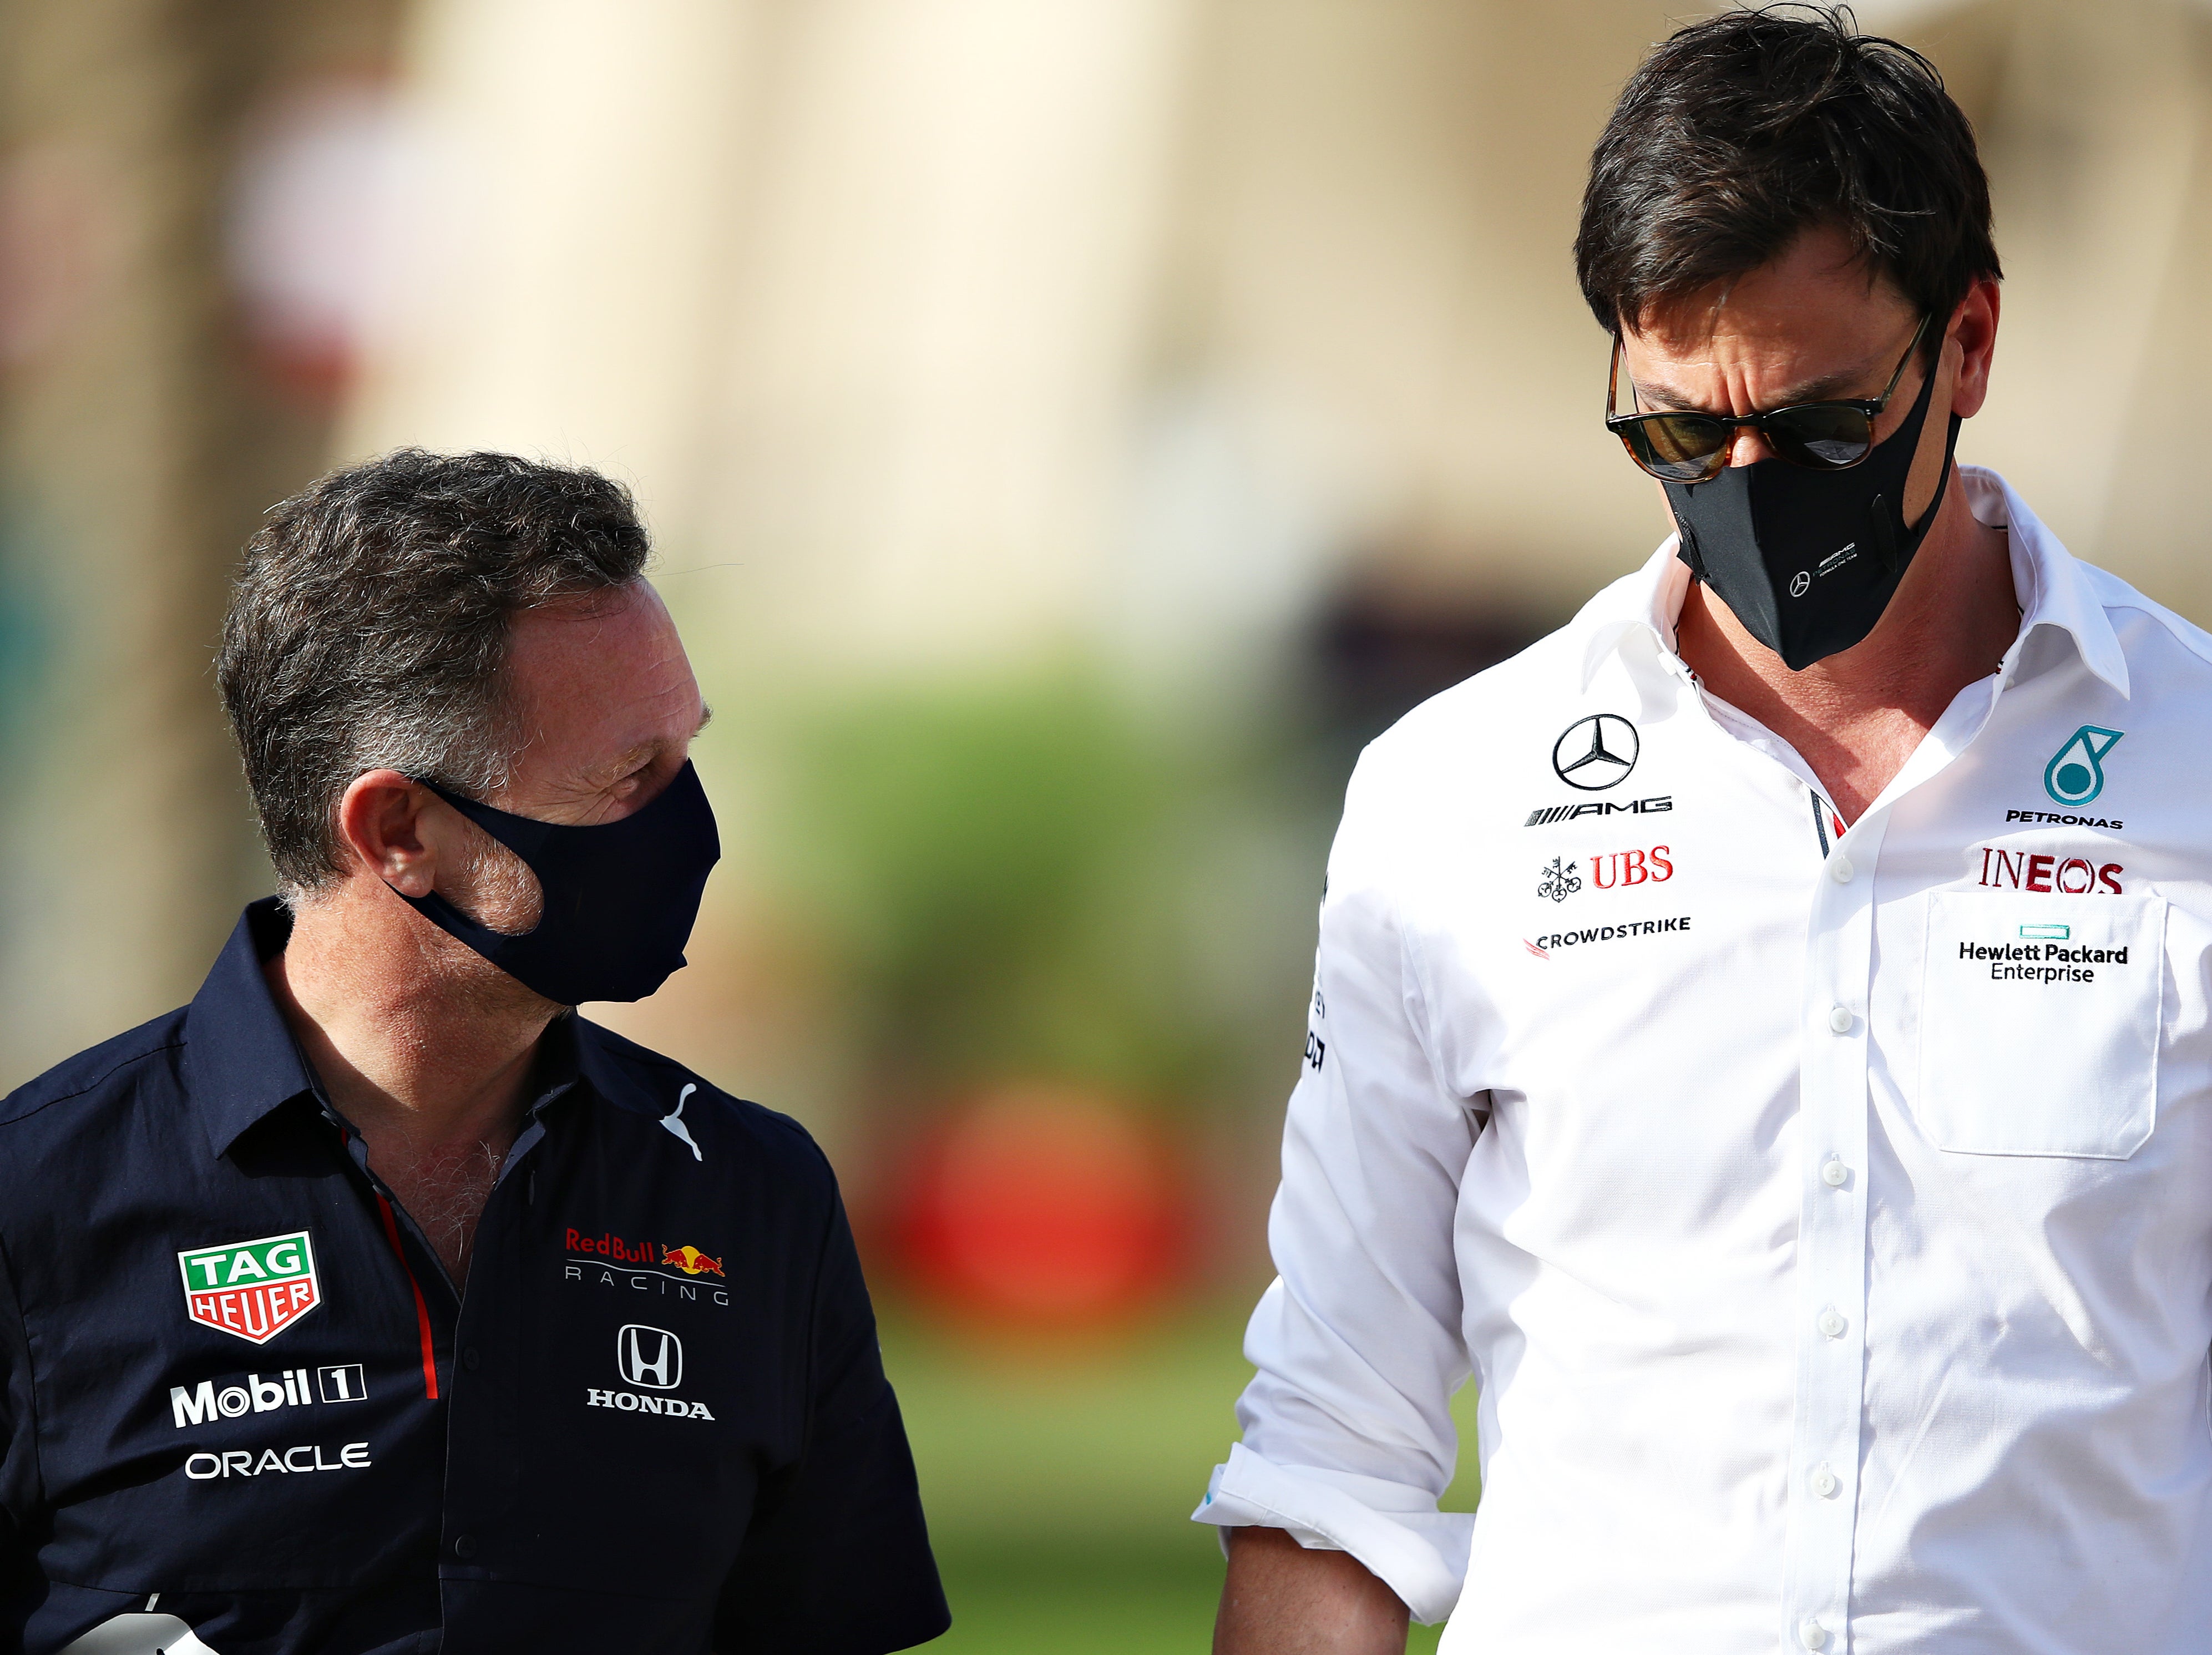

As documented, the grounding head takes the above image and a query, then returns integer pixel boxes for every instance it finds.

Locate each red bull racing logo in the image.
[178,1231,321,1345]
[562,1227,732,1307]
[661,1244,723,1277]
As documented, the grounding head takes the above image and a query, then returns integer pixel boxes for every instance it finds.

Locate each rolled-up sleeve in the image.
[1193,745,1481,1626]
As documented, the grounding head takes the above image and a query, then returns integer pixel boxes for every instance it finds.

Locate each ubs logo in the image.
[1552,715,1639,792]
[1591,844,1672,888]
[1536,857,1582,903]
[618,1324,682,1390]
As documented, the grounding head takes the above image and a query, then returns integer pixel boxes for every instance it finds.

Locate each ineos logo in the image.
[618,1324,682,1390]
[1789,571,1811,597]
[1551,715,1640,792]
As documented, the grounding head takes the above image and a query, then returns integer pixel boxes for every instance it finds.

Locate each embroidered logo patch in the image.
[661,1245,724,1278]
[178,1231,322,1345]
[2043,725,2123,806]
[1535,857,1582,903]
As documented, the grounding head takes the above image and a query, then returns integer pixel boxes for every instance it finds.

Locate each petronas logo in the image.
[2043,725,2123,807]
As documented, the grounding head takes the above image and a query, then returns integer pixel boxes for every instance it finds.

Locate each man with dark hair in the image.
[1203,7,2212,1652]
[0,451,949,1655]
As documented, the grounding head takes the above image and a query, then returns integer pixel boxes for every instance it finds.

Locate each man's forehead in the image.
[1621,271,1919,411]
[504,584,703,760]
[1632,284,1906,355]
[1627,223,1909,341]
[507,584,681,677]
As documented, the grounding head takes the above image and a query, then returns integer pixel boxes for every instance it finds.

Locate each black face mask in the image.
[394,761,721,1007]
[1664,358,1961,671]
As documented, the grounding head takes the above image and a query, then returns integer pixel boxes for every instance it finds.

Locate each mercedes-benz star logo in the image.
[1551,713,1640,792]
[1789,570,1811,597]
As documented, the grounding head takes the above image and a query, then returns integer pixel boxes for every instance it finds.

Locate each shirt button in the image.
[1818,1307,1847,1339]
[1821,1157,1848,1188]
[1827,1005,1853,1034]
[453,1535,477,1560]
[463,1347,480,1372]
[1810,1463,1840,1499]
[1801,1621,1829,1651]
[1830,856,1854,884]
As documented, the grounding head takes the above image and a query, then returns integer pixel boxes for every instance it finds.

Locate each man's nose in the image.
[1728,424,1775,467]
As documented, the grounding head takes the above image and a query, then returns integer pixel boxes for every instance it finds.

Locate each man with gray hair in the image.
[0,451,948,1655]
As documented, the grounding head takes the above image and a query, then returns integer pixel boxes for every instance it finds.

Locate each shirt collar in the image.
[1576,464,2130,700]
[569,1019,689,1122]
[186,897,596,1160]
[1971,467,2130,699]
[185,898,322,1159]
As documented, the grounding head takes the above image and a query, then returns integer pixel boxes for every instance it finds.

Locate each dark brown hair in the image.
[217,449,650,893]
[1575,4,1999,341]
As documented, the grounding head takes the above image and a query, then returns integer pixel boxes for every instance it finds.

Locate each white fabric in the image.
[1196,468,2212,1650]
[1198,1443,1475,1620]
[57,1614,220,1654]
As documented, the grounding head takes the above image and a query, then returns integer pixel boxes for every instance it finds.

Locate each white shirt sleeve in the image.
[1192,745,1482,1626]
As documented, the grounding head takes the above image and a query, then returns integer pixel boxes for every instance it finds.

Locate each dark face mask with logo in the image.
[392,760,721,1007]
[1664,358,1961,672]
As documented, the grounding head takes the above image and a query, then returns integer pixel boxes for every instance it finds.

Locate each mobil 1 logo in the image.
[171,1363,366,1429]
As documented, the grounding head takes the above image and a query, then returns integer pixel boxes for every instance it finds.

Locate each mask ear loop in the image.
[1678,521,1709,583]
[1868,497,1899,572]
[1870,412,1965,574]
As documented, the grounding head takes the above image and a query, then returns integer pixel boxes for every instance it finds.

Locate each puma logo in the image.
[661,1083,702,1163]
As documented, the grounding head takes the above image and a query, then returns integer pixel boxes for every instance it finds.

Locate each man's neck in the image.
[264,884,554,1279]
[1673,469,2020,824]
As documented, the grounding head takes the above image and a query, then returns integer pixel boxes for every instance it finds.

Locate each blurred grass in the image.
[884,1304,1478,1652]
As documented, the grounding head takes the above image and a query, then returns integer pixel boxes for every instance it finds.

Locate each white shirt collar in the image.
[1575,464,2132,700]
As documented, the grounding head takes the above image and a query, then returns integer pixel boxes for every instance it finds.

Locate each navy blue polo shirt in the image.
[0,900,948,1655]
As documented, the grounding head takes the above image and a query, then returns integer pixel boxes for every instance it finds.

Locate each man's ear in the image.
[337,770,439,897]
[1947,276,2000,420]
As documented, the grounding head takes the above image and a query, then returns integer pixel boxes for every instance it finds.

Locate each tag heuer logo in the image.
[178,1231,322,1345]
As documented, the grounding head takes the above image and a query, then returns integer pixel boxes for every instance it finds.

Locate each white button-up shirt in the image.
[1196,468,2212,1653]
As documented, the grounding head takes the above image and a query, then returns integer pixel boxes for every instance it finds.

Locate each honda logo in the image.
[617,1324,682,1390]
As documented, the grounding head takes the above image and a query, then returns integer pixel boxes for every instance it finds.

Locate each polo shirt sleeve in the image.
[1192,743,1481,1626]
[713,1183,949,1655]
[0,1237,38,1610]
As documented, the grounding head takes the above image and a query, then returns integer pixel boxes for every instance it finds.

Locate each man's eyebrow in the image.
[1631,360,1885,414]
[580,705,712,789]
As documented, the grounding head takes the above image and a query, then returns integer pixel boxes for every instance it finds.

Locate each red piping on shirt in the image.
[373,1191,441,1400]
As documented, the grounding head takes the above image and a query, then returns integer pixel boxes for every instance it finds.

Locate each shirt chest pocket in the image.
[1916,888,2166,1159]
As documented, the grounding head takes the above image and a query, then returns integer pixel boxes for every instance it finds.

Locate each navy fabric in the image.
[0,900,948,1655]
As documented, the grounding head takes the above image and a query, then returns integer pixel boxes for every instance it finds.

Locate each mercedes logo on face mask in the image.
[1789,570,1811,598]
[1551,714,1640,791]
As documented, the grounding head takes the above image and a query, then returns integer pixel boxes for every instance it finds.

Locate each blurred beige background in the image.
[3,2,2209,1646]
[4,0,2210,1084]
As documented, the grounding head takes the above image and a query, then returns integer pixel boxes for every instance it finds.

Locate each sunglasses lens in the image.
[1621,416,1727,482]
[1765,405,1873,469]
